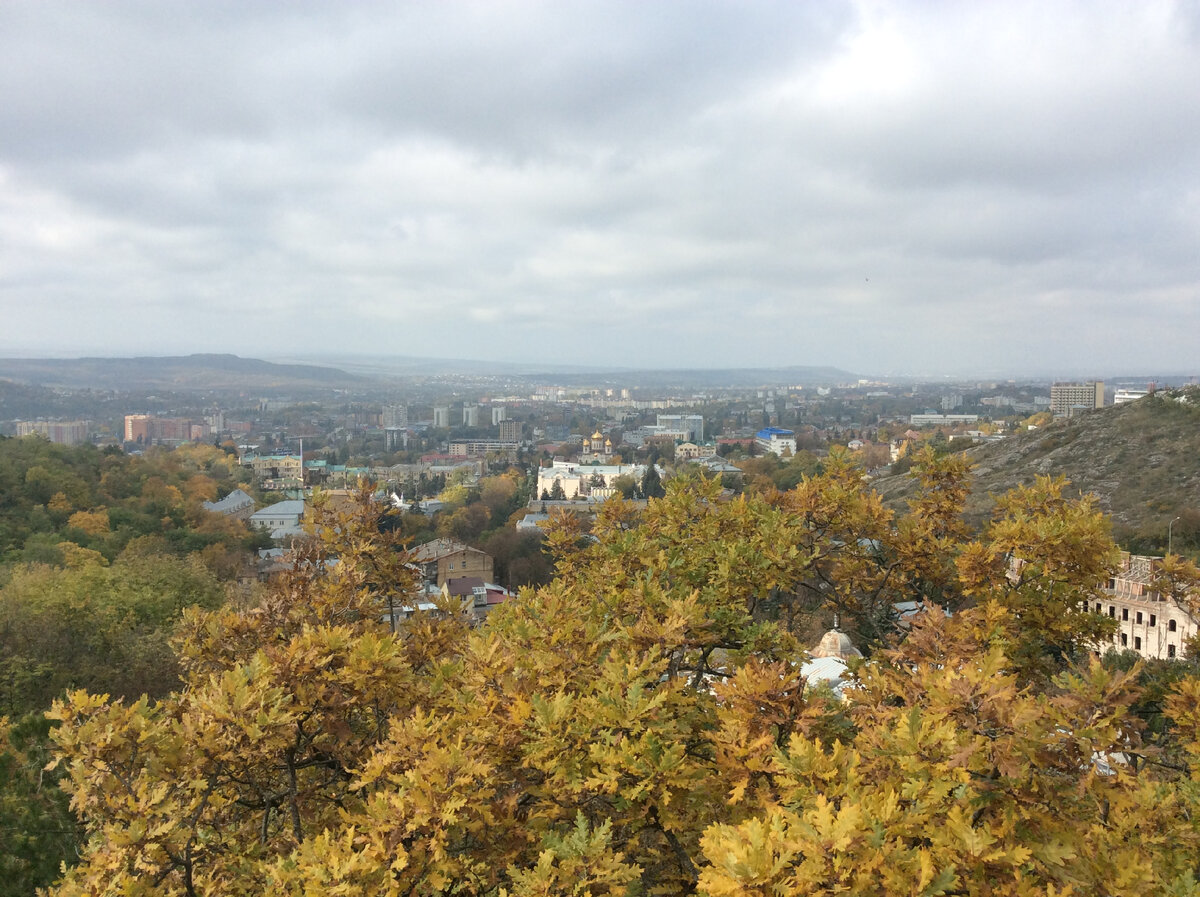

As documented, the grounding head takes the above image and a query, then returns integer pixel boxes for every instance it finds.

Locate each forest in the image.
[3,442,1200,896]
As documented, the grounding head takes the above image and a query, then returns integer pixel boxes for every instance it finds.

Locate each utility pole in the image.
[1168,516,1181,555]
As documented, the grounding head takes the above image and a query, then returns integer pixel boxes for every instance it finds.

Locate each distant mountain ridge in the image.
[873,392,1200,538]
[0,354,368,391]
[288,354,860,386]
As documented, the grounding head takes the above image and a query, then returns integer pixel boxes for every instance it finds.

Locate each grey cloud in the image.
[2,1,1199,374]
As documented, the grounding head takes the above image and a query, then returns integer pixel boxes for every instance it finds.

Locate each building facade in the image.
[124,414,205,445]
[448,439,520,458]
[498,419,522,442]
[755,427,796,457]
[1095,552,1197,660]
[16,420,90,445]
[656,413,705,442]
[1050,381,1105,416]
[536,460,647,500]
[382,405,408,429]
[908,413,980,426]
[411,538,494,588]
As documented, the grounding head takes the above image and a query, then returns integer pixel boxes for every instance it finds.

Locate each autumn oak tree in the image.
[44,469,1200,896]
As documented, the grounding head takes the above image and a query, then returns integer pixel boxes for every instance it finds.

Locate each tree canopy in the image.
[39,459,1200,896]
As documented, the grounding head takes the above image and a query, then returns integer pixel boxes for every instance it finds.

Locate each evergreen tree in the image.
[640,463,665,499]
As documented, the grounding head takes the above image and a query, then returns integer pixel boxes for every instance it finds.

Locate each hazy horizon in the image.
[0,349,1195,387]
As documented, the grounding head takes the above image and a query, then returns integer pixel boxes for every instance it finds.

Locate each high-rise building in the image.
[498,419,521,442]
[16,420,90,445]
[382,404,408,429]
[1050,381,1104,416]
[123,414,201,445]
[433,406,451,428]
[491,405,507,425]
[462,404,479,427]
[125,413,152,443]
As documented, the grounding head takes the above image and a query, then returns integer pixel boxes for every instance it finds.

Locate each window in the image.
[1150,614,1157,626]
[1169,619,1178,632]
[1135,637,1142,650]
[1136,611,1143,624]
[1122,608,1129,621]
[1168,644,1177,658]
[1120,633,1128,647]
[1109,606,1115,617]
[1095,602,1102,613]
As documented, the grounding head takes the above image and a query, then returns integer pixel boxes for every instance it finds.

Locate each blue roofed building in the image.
[755,427,797,457]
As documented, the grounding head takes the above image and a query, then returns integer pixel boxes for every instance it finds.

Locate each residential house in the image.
[249,500,307,540]
[411,538,494,588]
[202,488,255,521]
[441,576,513,620]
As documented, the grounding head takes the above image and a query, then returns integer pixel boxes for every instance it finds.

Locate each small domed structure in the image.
[801,626,861,697]
[811,628,863,661]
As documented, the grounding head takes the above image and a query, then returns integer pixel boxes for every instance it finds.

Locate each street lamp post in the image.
[1168,516,1181,555]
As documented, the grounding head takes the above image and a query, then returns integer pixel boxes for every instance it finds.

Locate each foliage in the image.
[0,437,260,571]
[41,470,1200,897]
[0,544,225,716]
[0,713,79,897]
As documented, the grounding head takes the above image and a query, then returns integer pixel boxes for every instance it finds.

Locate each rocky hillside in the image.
[873,391,1200,543]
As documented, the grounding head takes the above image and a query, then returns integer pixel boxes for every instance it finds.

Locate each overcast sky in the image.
[2,1,1198,377]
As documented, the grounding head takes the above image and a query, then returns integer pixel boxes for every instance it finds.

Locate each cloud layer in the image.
[2,1,1198,375]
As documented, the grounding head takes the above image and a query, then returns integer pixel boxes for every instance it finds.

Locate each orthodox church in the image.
[579,430,615,464]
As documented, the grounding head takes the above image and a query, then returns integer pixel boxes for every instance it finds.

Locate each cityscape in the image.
[4,1,1200,893]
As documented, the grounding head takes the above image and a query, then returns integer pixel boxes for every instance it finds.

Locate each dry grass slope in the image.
[873,392,1200,542]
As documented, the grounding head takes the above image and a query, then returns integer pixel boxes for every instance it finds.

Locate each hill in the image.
[288,354,860,387]
[0,354,369,391]
[872,391,1200,544]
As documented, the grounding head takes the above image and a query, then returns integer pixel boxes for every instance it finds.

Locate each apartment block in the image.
[16,419,90,445]
[498,419,521,442]
[1050,381,1104,416]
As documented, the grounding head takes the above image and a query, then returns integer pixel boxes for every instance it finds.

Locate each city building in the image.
[536,461,647,500]
[579,430,614,463]
[755,427,797,457]
[441,576,512,620]
[448,439,520,458]
[433,406,451,428]
[1050,381,1104,416]
[381,405,408,429]
[656,413,705,442]
[240,453,304,482]
[202,488,255,520]
[1114,388,1150,405]
[411,538,494,588]
[1096,552,1197,661]
[124,414,204,445]
[462,404,479,427]
[491,405,508,425]
[15,419,90,445]
[249,500,307,540]
[908,413,980,426]
[498,419,522,442]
